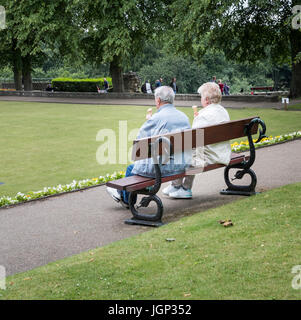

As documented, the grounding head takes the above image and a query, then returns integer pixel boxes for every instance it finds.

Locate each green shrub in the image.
[51,77,112,92]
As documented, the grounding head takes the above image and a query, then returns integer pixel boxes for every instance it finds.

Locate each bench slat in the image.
[106,153,248,192]
[106,175,153,189]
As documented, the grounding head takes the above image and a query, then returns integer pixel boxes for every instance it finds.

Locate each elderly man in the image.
[163,82,231,199]
[107,85,191,207]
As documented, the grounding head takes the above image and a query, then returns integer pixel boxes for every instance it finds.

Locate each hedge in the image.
[51,77,112,92]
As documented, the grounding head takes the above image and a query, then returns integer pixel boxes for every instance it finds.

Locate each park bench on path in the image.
[251,86,274,92]
[106,117,266,227]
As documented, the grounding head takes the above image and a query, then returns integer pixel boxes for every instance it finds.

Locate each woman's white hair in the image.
[197,82,222,104]
[154,86,175,104]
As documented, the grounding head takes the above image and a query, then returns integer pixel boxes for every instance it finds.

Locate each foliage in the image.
[78,0,172,91]
[0,0,78,56]
[80,0,169,64]
[0,0,80,89]
[52,77,112,92]
[137,50,274,94]
[0,171,125,208]
[168,0,301,97]
[231,131,301,152]
[138,55,205,93]
[0,0,292,93]
[168,0,289,63]
[0,65,13,79]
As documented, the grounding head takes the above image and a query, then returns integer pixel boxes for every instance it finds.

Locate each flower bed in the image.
[231,131,301,152]
[0,171,125,208]
[0,131,300,208]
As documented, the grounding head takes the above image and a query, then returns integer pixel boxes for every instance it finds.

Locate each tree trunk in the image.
[12,41,22,91]
[13,64,22,91]
[289,27,301,98]
[110,55,124,92]
[22,55,33,91]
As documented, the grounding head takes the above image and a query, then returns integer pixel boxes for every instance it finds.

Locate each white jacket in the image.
[146,82,152,94]
[192,103,231,168]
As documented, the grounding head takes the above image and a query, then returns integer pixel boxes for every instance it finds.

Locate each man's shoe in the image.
[162,184,179,196]
[169,187,192,199]
[106,187,121,203]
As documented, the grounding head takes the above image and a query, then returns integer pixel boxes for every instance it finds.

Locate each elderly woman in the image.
[163,82,232,199]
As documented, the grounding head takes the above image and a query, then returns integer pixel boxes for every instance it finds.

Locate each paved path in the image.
[0,94,292,109]
[0,140,301,276]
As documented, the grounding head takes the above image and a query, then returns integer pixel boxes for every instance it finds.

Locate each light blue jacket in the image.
[132,104,191,177]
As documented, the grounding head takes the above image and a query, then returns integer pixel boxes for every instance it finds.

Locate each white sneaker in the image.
[162,184,179,196]
[169,187,192,199]
[106,187,121,203]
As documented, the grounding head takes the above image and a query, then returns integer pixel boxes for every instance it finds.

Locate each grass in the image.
[0,101,301,198]
[1,182,301,300]
[288,103,301,111]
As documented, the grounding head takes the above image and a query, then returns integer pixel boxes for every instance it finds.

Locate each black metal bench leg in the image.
[124,137,173,227]
[221,117,266,197]
[125,192,164,227]
[220,166,258,196]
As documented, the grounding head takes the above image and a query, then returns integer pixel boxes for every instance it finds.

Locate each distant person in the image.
[145,80,153,94]
[141,80,153,94]
[211,76,217,83]
[170,77,178,94]
[218,79,224,94]
[141,81,147,93]
[45,84,54,92]
[155,78,163,88]
[103,78,109,92]
[224,82,230,95]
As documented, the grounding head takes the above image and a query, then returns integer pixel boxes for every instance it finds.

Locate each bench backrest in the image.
[132,116,259,161]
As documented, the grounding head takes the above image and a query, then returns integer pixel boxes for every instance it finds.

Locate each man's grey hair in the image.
[197,82,222,104]
[154,86,175,104]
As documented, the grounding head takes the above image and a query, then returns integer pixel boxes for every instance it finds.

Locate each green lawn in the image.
[288,103,301,111]
[1,101,301,197]
[1,182,301,300]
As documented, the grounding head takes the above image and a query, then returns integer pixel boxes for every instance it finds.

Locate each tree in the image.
[0,0,79,90]
[168,0,301,97]
[137,49,274,93]
[80,0,171,92]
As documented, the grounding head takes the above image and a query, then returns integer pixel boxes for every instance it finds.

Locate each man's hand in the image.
[146,108,153,120]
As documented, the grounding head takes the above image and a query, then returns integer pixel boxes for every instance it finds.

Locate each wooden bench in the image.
[251,86,274,92]
[106,116,266,227]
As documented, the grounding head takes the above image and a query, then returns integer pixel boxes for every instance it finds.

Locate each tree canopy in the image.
[0,0,299,96]
[78,0,171,92]
[168,0,301,97]
[0,0,79,90]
